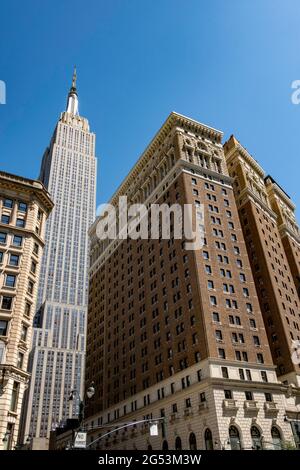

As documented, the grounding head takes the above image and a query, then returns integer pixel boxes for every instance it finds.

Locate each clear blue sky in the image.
[0,0,300,215]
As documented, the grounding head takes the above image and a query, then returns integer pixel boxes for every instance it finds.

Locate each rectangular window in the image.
[200,392,206,402]
[10,382,19,411]
[257,353,264,364]
[265,392,272,402]
[24,302,31,317]
[239,369,245,380]
[224,389,232,399]
[218,348,225,359]
[245,391,253,401]
[261,371,268,382]
[13,235,23,247]
[31,261,37,274]
[21,325,28,342]
[212,312,220,323]
[0,320,8,336]
[27,281,34,295]
[1,296,13,310]
[17,352,24,369]
[1,215,10,224]
[3,199,13,208]
[9,254,20,266]
[16,218,25,228]
[0,252,3,263]
[0,232,7,244]
[18,202,27,212]
[33,243,39,255]
[221,366,229,378]
[5,275,16,288]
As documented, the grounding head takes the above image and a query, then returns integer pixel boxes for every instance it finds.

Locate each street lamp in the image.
[68,381,95,425]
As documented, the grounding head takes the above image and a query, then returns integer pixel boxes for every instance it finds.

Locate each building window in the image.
[251,426,262,450]
[18,202,27,212]
[246,369,252,381]
[13,235,23,247]
[245,391,253,401]
[257,353,264,364]
[215,330,223,341]
[0,341,5,364]
[9,254,20,266]
[16,218,25,228]
[200,392,206,402]
[218,348,225,359]
[229,426,241,450]
[0,233,7,244]
[265,392,272,402]
[10,381,19,411]
[0,320,8,336]
[271,427,282,450]
[1,215,10,224]
[189,432,197,450]
[210,296,217,306]
[31,261,37,274]
[221,366,229,378]
[175,436,182,450]
[1,296,13,310]
[24,302,31,317]
[204,428,214,450]
[3,198,13,208]
[21,325,28,342]
[33,243,39,255]
[5,274,16,288]
[17,352,24,369]
[239,369,245,380]
[212,312,220,323]
[224,389,232,399]
[28,281,34,295]
[261,371,268,382]
[185,398,192,408]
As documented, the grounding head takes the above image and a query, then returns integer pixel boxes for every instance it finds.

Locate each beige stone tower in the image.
[0,171,53,449]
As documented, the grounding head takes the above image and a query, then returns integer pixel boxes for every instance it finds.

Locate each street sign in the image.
[74,431,87,449]
[149,423,158,436]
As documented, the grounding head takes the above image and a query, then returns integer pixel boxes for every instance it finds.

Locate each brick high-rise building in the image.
[84,113,298,451]
[0,172,53,450]
[223,136,300,387]
[264,176,300,299]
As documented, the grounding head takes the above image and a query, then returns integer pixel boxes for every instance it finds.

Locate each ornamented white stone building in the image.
[20,70,97,449]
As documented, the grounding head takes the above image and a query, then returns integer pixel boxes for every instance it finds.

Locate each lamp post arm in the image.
[86,417,165,449]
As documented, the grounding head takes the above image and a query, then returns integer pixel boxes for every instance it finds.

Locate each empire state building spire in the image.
[66,66,79,115]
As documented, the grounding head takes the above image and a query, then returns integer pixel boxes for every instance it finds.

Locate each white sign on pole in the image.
[74,431,87,449]
[149,423,158,436]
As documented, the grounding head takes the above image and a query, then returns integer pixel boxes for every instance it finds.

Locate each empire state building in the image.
[21,70,97,449]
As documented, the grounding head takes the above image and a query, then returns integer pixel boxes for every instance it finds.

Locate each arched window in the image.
[189,432,197,450]
[229,425,241,450]
[204,428,214,450]
[251,426,262,450]
[271,426,282,450]
[147,444,153,451]
[162,440,168,450]
[175,436,182,450]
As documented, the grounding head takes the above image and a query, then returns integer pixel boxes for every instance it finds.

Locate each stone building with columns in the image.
[0,171,53,449]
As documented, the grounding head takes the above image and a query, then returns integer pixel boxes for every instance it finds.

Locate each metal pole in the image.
[86,417,165,449]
